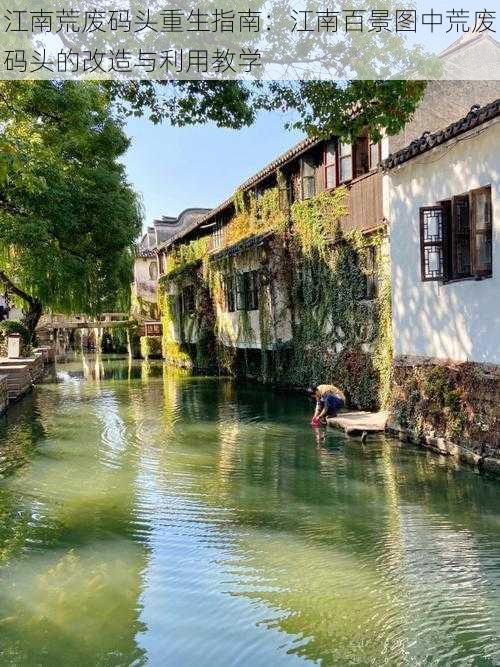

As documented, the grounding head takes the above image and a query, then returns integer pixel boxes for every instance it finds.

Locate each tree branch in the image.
[0,269,36,306]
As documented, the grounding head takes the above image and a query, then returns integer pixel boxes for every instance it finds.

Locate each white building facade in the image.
[384,99,500,461]
[386,103,499,365]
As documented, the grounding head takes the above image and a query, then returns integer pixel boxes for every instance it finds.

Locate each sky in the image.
[124,111,303,232]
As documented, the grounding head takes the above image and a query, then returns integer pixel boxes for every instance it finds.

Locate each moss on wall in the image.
[140,336,162,360]
[391,360,500,453]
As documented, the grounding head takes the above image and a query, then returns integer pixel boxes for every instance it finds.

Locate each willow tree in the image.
[0,81,142,334]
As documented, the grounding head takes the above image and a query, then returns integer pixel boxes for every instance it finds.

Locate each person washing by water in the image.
[309,384,346,425]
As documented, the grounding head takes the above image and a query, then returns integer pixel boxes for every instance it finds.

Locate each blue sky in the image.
[124,111,303,231]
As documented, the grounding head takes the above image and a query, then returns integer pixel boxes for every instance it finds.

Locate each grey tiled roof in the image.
[239,136,320,190]
[383,98,500,170]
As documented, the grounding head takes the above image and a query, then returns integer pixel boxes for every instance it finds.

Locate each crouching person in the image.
[310,385,346,424]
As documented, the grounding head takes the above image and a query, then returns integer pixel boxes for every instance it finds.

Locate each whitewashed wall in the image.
[214,246,292,350]
[386,120,500,364]
[133,257,158,304]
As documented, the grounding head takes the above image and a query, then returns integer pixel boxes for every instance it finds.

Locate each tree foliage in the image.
[108,80,427,140]
[0,76,429,336]
[0,81,142,331]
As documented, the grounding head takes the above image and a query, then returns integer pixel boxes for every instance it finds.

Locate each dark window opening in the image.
[245,270,260,311]
[228,271,260,312]
[419,186,492,282]
[353,136,369,178]
[223,275,236,312]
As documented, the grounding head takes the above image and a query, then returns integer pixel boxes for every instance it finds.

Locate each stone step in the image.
[327,411,389,438]
[0,365,32,400]
[0,357,44,382]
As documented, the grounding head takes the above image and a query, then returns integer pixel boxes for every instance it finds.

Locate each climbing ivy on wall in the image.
[163,237,209,279]
[158,260,217,372]
[157,182,393,411]
[290,188,348,258]
[279,227,392,410]
[224,187,287,249]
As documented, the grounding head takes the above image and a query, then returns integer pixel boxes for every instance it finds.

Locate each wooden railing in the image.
[341,170,384,232]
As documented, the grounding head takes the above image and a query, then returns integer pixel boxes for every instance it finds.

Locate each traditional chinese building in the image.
[384,98,500,462]
[132,211,209,321]
[156,69,499,411]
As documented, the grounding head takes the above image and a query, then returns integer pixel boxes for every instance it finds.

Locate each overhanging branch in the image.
[0,269,36,306]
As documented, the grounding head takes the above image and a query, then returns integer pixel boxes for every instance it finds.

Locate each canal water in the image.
[1,356,500,666]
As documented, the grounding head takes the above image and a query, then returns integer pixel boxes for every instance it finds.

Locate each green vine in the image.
[290,188,348,258]
[157,183,392,410]
[161,237,209,280]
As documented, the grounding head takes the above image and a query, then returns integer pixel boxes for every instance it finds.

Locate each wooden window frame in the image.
[235,273,246,311]
[420,206,445,282]
[323,140,337,191]
[470,185,493,279]
[419,185,493,283]
[245,270,260,311]
[451,194,471,279]
[353,136,369,178]
[338,141,353,184]
[300,157,316,200]
[223,275,236,312]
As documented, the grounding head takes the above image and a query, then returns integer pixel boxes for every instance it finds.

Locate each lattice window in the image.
[420,206,444,281]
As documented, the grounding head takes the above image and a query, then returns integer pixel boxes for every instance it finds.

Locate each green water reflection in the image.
[1,355,500,666]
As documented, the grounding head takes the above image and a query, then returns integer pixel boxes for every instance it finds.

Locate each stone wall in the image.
[389,356,500,461]
[0,375,8,414]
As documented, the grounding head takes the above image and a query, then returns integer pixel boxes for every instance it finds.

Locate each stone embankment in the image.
[0,346,54,414]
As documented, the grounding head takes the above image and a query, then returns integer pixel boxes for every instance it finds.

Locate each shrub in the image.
[0,320,31,345]
[140,336,162,359]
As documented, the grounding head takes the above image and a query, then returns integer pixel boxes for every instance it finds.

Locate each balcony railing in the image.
[341,170,384,232]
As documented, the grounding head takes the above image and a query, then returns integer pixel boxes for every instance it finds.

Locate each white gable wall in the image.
[386,120,500,364]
